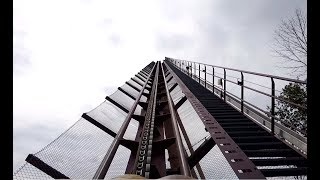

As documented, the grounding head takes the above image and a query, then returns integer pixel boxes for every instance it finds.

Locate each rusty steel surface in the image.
[164,61,266,179]
[160,63,191,177]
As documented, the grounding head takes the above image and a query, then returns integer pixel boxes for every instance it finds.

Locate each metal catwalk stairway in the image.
[166,62,307,177]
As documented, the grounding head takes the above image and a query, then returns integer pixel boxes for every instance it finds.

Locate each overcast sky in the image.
[13,0,307,173]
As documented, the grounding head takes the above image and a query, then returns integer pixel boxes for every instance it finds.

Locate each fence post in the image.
[204,65,207,88]
[194,62,196,79]
[271,78,275,134]
[241,72,244,113]
[198,64,201,83]
[212,67,214,93]
[224,69,226,101]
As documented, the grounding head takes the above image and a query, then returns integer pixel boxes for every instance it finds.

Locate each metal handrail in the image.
[167,57,307,84]
[194,72,308,138]
[166,57,307,137]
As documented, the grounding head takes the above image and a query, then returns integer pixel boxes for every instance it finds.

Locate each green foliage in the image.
[274,83,307,136]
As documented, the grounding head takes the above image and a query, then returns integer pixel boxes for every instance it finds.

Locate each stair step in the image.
[206,109,236,112]
[215,118,251,123]
[209,112,242,115]
[231,136,278,143]
[213,115,247,119]
[260,167,307,177]
[223,126,263,132]
[219,121,257,127]
[251,157,307,166]
[227,131,270,136]
[238,142,288,150]
[243,149,299,157]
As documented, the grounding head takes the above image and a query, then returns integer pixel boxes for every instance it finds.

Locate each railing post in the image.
[212,67,214,93]
[241,72,244,113]
[194,62,196,79]
[190,62,192,77]
[187,61,189,75]
[204,65,207,88]
[224,69,226,101]
[183,60,185,72]
[271,78,275,134]
[198,64,201,83]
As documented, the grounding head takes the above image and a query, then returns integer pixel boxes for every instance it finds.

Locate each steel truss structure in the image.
[13,58,307,179]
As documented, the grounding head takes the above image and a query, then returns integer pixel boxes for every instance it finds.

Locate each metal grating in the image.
[176,100,209,147]
[87,100,127,134]
[123,118,139,140]
[104,145,131,179]
[170,85,185,105]
[109,90,135,112]
[199,145,239,179]
[13,163,54,180]
[33,118,114,179]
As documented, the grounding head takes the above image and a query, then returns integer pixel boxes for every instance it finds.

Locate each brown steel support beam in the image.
[126,81,141,92]
[187,137,216,168]
[105,96,129,113]
[82,113,117,138]
[174,96,187,110]
[136,74,146,82]
[169,83,178,92]
[131,77,144,87]
[118,87,136,100]
[26,154,69,179]
[160,63,191,177]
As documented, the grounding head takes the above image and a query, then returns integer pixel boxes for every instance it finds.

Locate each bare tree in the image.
[272,9,307,78]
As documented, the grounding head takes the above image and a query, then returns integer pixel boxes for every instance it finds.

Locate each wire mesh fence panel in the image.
[167,77,176,89]
[13,162,54,180]
[87,100,127,133]
[127,79,143,90]
[165,73,172,80]
[177,121,191,156]
[121,84,140,99]
[136,74,147,82]
[104,145,131,179]
[33,118,115,179]
[169,85,185,105]
[139,93,148,103]
[109,90,135,111]
[176,100,210,147]
[199,145,239,179]
[123,118,139,140]
[132,76,145,86]
[143,88,150,94]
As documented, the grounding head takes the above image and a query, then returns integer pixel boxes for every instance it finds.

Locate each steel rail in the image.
[93,63,156,179]
[167,57,306,84]
[160,62,191,177]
